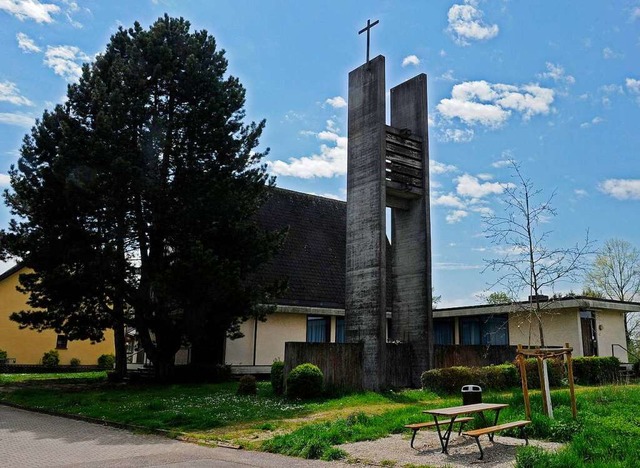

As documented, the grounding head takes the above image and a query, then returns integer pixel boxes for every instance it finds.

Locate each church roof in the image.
[255,188,347,309]
[255,187,393,310]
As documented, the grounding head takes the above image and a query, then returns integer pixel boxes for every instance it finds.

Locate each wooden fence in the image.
[284,342,364,392]
[433,345,517,368]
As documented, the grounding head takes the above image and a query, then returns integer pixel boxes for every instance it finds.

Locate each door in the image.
[580,310,598,356]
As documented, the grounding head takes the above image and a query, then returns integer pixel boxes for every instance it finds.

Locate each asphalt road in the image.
[0,405,349,467]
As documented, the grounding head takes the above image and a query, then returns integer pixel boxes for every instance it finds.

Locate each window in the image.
[434,318,454,345]
[460,315,508,345]
[307,316,330,343]
[335,317,345,343]
[56,335,68,350]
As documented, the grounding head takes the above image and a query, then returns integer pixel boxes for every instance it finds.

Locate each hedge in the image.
[421,356,621,394]
[571,356,619,385]
[421,364,518,393]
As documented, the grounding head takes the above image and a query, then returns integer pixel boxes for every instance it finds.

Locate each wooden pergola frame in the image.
[515,343,577,419]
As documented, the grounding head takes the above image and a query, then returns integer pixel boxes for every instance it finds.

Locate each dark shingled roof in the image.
[255,187,392,310]
[255,188,347,309]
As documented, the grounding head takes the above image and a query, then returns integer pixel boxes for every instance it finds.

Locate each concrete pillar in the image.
[390,74,433,385]
[345,56,387,391]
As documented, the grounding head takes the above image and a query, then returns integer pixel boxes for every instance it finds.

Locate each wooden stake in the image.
[536,356,549,416]
[565,342,577,419]
[517,347,531,419]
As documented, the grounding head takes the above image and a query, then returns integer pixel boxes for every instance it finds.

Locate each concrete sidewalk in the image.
[0,405,349,467]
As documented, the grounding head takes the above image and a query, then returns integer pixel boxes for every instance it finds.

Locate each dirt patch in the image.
[341,432,563,467]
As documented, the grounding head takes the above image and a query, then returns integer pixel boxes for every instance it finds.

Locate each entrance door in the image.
[580,310,598,356]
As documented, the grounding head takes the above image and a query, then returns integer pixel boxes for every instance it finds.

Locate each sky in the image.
[0,0,639,307]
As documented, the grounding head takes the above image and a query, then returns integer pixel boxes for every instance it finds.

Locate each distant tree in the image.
[483,162,594,347]
[585,238,640,345]
[0,15,284,379]
[432,288,442,309]
[486,291,512,305]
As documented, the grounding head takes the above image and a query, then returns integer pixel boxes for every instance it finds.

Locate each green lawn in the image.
[0,371,107,384]
[1,374,639,467]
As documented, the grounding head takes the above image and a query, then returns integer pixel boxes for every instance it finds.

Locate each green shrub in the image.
[97,354,115,369]
[571,356,619,384]
[287,363,324,399]
[271,360,285,395]
[69,357,81,367]
[517,358,564,388]
[237,375,257,395]
[421,364,519,394]
[42,350,60,367]
[0,349,7,361]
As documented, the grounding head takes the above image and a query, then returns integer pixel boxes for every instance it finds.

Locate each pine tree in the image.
[1,15,284,379]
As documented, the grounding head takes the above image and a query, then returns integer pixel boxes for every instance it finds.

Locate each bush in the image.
[271,360,285,395]
[287,363,324,399]
[97,354,115,369]
[69,357,81,367]
[572,356,619,385]
[42,350,60,367]
[421,364,519,394]
[0,349,7,362]
[520,358,564,388]
[237,375,257,395]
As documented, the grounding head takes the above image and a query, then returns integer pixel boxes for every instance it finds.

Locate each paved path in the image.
[0,405,349,467]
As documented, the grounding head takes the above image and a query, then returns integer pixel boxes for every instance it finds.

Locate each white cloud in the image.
[599,179,640,200]
[439,49,447,57]
[491,158,515,168]
[476,173,493,181]
[626,78,640,94]
[325,96,346,109]
[269,120,347,178]
[0,112,34,127]
[580,116,604,128]
[447,0,499,46]
[537,62,575,85]
[439,128,474,143]
[433,194,466,209]
[0,173,10,187]
[430,159,458,174]
[603,47,622,59]
[437,69,456,81]
[44,45,89,81]
[455,173,514,198]
[574,189,588,198]
[16,32,41,53]
[0,0,60,23]
[434,261,481,270]
[437,80,554,127]
[401,55,420,67]
[632,7,640,21]
[446,210,469,223]
[0,81,33,106]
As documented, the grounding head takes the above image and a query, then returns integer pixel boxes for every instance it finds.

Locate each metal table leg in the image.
[433,415,457,454]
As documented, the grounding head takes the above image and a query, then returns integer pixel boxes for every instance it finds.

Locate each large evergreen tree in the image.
[0,15,283,378]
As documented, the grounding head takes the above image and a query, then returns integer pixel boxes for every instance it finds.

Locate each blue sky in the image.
[1,0,639,307]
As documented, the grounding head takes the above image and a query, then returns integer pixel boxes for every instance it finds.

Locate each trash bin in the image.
[461,384,482,405]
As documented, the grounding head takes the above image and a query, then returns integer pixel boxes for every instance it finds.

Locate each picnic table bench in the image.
[404,417,474,448]
[463,420,530,459]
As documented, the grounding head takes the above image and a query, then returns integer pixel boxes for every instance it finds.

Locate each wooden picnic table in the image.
[422,402,508,454]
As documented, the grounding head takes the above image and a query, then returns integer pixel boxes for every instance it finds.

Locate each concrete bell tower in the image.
[345,54,433,390]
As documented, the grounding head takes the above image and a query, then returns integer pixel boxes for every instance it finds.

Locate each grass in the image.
[1,373,639,466]
[0,371,107,384]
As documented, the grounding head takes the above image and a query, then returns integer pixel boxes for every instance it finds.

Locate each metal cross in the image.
[358,19,379,64]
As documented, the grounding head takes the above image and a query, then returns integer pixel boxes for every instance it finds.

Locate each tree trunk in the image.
[113,312,128,381]
[191,328,226,366]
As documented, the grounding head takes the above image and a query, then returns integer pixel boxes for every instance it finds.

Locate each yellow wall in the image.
[595,310,628,361]
[508,308,582,353]
[0,267,115,365]
[225,313,308,366]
